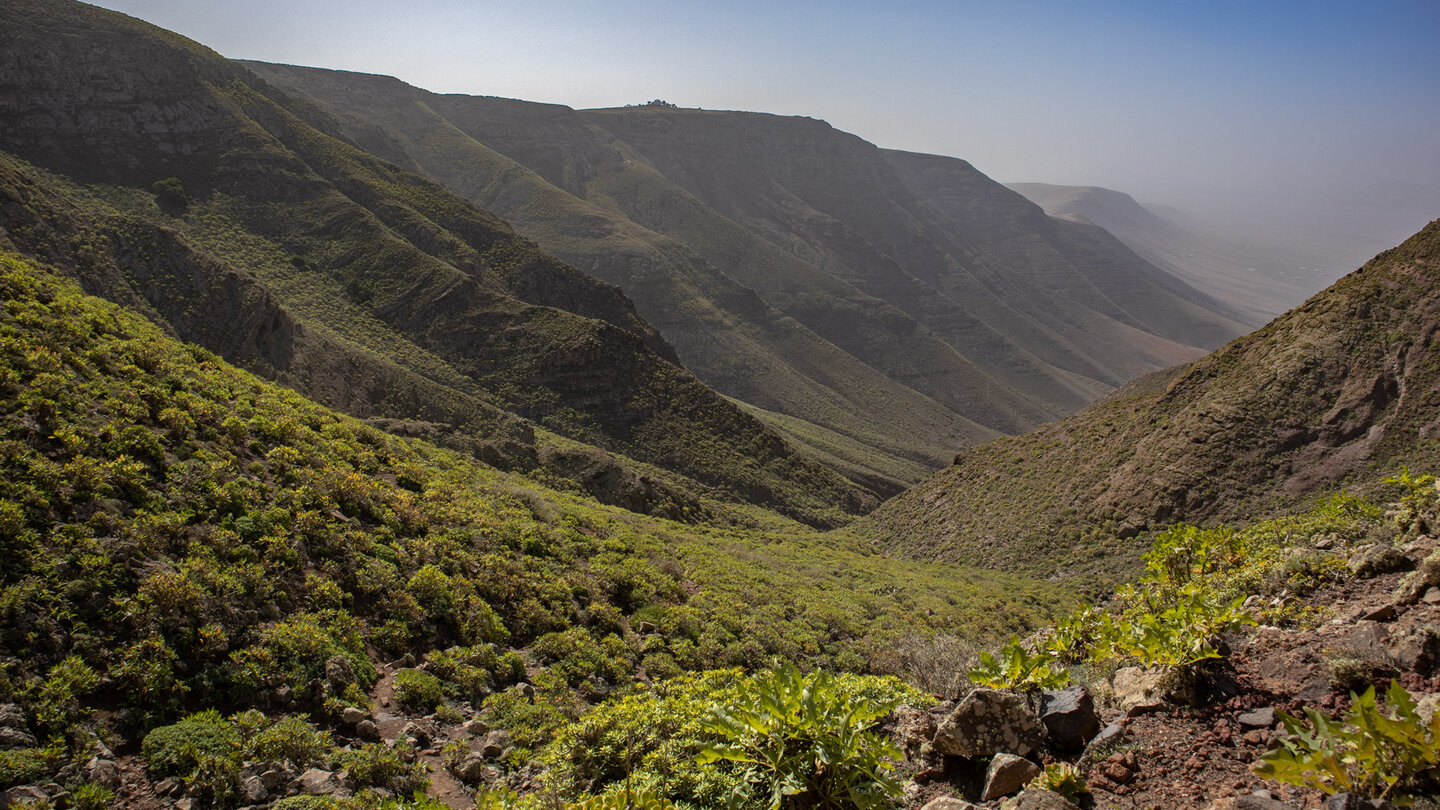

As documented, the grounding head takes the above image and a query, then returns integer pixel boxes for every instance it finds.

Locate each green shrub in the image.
[271,797,339,810]
[339,741,429,795]
[1254,680,1440,802]
[141,710,239,778]
[696,665,904,810]
[568,786,677,810]
[393,669,445,711]
[68,782,114,810]
[226,611,376,702]
[247,715,333,769]
[0,746,55,789]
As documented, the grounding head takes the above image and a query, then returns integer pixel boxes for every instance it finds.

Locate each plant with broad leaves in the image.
[1253,680,1440,803]
[968,636,1070,691]
[695,665,902,810]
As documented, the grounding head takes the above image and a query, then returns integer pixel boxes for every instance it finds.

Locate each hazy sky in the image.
[92,0,1440,268]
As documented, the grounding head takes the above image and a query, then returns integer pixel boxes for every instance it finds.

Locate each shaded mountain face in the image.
[1008,182,1345,325]
[864,219,1440,580]
[0,0,871,525]
[241,63,1250,488]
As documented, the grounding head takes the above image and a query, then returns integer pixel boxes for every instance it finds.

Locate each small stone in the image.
[465,718,490,736]
[400,721,433,748]
[341,706,366,726]
[517,682,536,699]
[636,620,659,634]
[260,770,284,790]
[454,755,490,785]
[1089,722,1124,747]
[175,799,194,810]
[1360,604,1397,622]
[1423,587,1440,605]
[1234,797,1300,810]
[298,768,350,797]
[83,756,121,790]
[481,729,512,760]
[356,719,379,740]
[983,753,1042,801]
[1238,707,1275,728]
[1242,729,1268,746]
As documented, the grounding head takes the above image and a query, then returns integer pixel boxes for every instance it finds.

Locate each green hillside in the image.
[0,250,1070,799]
[0,0,872,526]
[864,219,1440,582]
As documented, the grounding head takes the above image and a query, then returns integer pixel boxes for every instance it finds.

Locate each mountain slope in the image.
[0,0,869,524]
[1008,182,1343,324]
[242,64,1251,478]
[865,219,1440,580]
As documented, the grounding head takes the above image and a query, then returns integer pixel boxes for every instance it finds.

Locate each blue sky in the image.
[91,0,1440,265]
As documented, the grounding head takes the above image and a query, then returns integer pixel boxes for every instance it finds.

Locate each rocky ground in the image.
[896,534,1440,810]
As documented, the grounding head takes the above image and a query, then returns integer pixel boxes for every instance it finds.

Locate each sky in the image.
[91,0,1440,270]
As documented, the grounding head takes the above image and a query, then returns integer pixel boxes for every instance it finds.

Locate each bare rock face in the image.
[933,688,1044,759]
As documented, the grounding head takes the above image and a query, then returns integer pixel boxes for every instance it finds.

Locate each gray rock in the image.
[241,773,268,804]
[1040,685,1099,752]
[0,704,26,729]
[0,726,37,750]
[340,706,366,726]
[933,688,1045,759]
[1360,604,1398,622]
[464,718,490,736]
[260,769,285,790]
[1001,788,1081,810]
[355,719,379,741]
[2,786,51,805]
[1423,586,1440,605]
[298,767,350,797]
[892,704,938,757]
[1324,793,1391,810]
[636,620,659,634]
[82,756,121,790]
[1393,549,1440,604]
[481,729,512,759]
[983,753,1042,801]
[1238,707,1275,728]
[921,798,982,810]
[399,720,434,748]
[325,655,356,688]
[454,754,490,785]
[175,799,194,810]
[1390,626,1440,677]
[1089,722,1124,747]
[1349,544,1408,578]
[1112,667,1166,716]
[1234,795,1301,810]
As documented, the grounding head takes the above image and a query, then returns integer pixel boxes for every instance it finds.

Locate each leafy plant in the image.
[695,665,903,810]
[393,669,444,711]
[1254,680,1440,803]
[967,636,1070,691]
[1026,763,1090,804]
[568,786,678,810]
[141,710,239,778]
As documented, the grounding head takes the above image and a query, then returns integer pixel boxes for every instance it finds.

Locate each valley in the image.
[0,2,1436,809]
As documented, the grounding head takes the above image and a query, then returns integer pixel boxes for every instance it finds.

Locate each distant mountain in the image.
[243,63,1251,488]
[863,219,1440,581]
[0,0,871,525]
[1008,182,1345,324]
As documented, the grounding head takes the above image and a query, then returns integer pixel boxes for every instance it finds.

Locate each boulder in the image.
[0,726,37,750]
[355,719,379,741]
[82,756,121,791]
[1390,626,1440,677]
[933,688,1044,759]
[1111,667,1166,715]
[340,706,366,726]
[399,720,434,748]
[298,768,350,797]
[0,704,26,729]
[464,718,490,737]
[325,655,356,688]
[982,753,1042,801]
[454,754,490,785]
[481,729,512,760]
[1040,685,1099,752]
